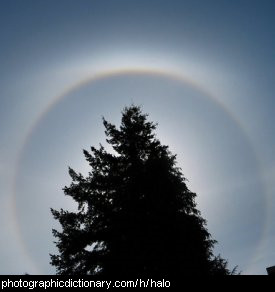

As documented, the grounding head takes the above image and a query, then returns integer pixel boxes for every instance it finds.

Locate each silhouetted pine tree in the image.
[51,105,233,276]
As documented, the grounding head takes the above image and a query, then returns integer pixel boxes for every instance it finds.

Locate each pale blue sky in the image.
[0,0,275,274]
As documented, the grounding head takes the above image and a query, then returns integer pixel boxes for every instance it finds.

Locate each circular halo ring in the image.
[12,68,268,274]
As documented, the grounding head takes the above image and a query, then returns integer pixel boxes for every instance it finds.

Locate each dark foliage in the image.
[51,105,234,276]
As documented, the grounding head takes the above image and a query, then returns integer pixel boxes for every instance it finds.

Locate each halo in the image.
[12,68,268,273]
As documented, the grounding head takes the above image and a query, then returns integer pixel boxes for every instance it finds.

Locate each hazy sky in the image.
[0,0,275,275]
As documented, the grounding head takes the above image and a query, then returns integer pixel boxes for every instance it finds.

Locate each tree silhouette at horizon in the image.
[51,105,235,276]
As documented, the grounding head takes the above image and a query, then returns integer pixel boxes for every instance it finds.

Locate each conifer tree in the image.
[51,105,233,276]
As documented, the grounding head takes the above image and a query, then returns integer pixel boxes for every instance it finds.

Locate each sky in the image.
[0,0,275,275]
